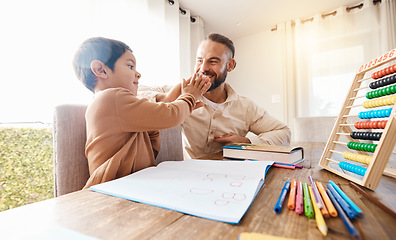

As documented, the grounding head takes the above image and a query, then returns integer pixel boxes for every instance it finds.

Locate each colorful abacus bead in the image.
[369,75,396,89]
[339,161,367,176]
[363,96,396,108]
[350,131,382,141]
[356,120,390,129]
[385,67,391,75]
[367,84,396,99]
[347,141,377,152]
[342,151,372,164]
[358,108,392,119]
[391,64,396,73]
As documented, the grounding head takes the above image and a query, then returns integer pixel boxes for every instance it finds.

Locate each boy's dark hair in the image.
[73,37,132,92]
[207,33,235,58]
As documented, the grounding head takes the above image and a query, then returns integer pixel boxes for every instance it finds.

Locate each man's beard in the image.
[201,69,228,92]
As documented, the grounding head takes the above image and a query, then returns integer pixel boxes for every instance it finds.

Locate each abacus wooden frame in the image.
[319,48,396,190]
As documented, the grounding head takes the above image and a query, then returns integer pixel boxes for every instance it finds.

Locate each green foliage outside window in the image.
[0,128,54,212]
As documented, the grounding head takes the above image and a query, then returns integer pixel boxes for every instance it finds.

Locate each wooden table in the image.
[1,142,395,239]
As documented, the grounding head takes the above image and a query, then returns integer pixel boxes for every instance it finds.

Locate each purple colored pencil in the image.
[308,176,323,209]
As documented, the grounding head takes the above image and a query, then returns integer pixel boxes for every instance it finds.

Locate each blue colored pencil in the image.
[327,189,360,239]
[327,183,357,220]
[329,180,363,216]
[274,162,294,166]
[274,181,291,214]
[223,145,243,149]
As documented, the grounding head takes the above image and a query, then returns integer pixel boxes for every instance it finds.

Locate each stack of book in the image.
[223,143,304,164]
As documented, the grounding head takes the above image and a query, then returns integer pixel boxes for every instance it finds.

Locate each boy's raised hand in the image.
[182,73,211,107]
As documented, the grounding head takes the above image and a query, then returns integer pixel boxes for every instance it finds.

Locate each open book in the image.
[90,159,273,224]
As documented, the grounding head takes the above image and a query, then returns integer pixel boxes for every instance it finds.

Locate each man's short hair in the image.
[73,37,132,92]
[206,33,235,58]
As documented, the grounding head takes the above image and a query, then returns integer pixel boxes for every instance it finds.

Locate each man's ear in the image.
[90,60,108,78]
[227,58,236,72]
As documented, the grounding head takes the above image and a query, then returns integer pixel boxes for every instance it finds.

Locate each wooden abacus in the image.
[319,48,396,190]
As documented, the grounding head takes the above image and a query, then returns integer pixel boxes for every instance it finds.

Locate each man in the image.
[141,33,291,159]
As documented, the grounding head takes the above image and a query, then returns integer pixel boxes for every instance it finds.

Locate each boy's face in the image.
[105,50,141,95]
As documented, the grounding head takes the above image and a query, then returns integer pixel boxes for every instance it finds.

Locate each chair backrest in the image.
[53,104,184,197]
[53,105,89,197]
[155,125,184,164]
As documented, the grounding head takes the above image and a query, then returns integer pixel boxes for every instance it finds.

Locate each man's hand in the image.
[213,133,251,145]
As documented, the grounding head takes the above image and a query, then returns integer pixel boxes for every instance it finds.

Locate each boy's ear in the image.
[90,60,108,78]
[227,58,236,72]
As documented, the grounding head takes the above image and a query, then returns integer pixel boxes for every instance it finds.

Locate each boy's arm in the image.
[141,73,209,103]
[155,71,207,103]
[155,83,181,102]
[116,75,210,132]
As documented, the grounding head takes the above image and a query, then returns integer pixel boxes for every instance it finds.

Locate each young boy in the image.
[73,37,210,188]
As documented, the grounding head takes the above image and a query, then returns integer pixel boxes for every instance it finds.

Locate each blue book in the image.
[90,159,273,224]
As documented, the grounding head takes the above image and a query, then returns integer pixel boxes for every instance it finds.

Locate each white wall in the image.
[227,30,286,122]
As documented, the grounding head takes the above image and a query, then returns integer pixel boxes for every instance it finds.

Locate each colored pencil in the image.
[274,162,303,168]
[308,176,323,209]
[273,164,295,170]
[274,162,293,166]
[295,181,304,215]
[329,180,362,217]
[327,183,357,220]
[349,182,396,219]
[303,183,314,218]
[316,182,338,217]
[274,181,291,214]
[288,179,297,210]
[319,195,330,218]
[308,186,328,236]
[327,189,360,239]
[313,182,330,218]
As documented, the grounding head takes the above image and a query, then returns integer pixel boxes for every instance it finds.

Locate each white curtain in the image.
[0,0,203,124]
[178,8,205,80]
[278,0,396,122]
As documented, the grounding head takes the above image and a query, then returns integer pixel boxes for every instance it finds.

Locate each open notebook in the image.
[90,159,273,224]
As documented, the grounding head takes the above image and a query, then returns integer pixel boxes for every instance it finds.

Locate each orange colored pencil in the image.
[318,190,330,218]
[316,181,338,217]
[288,179,297,210]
